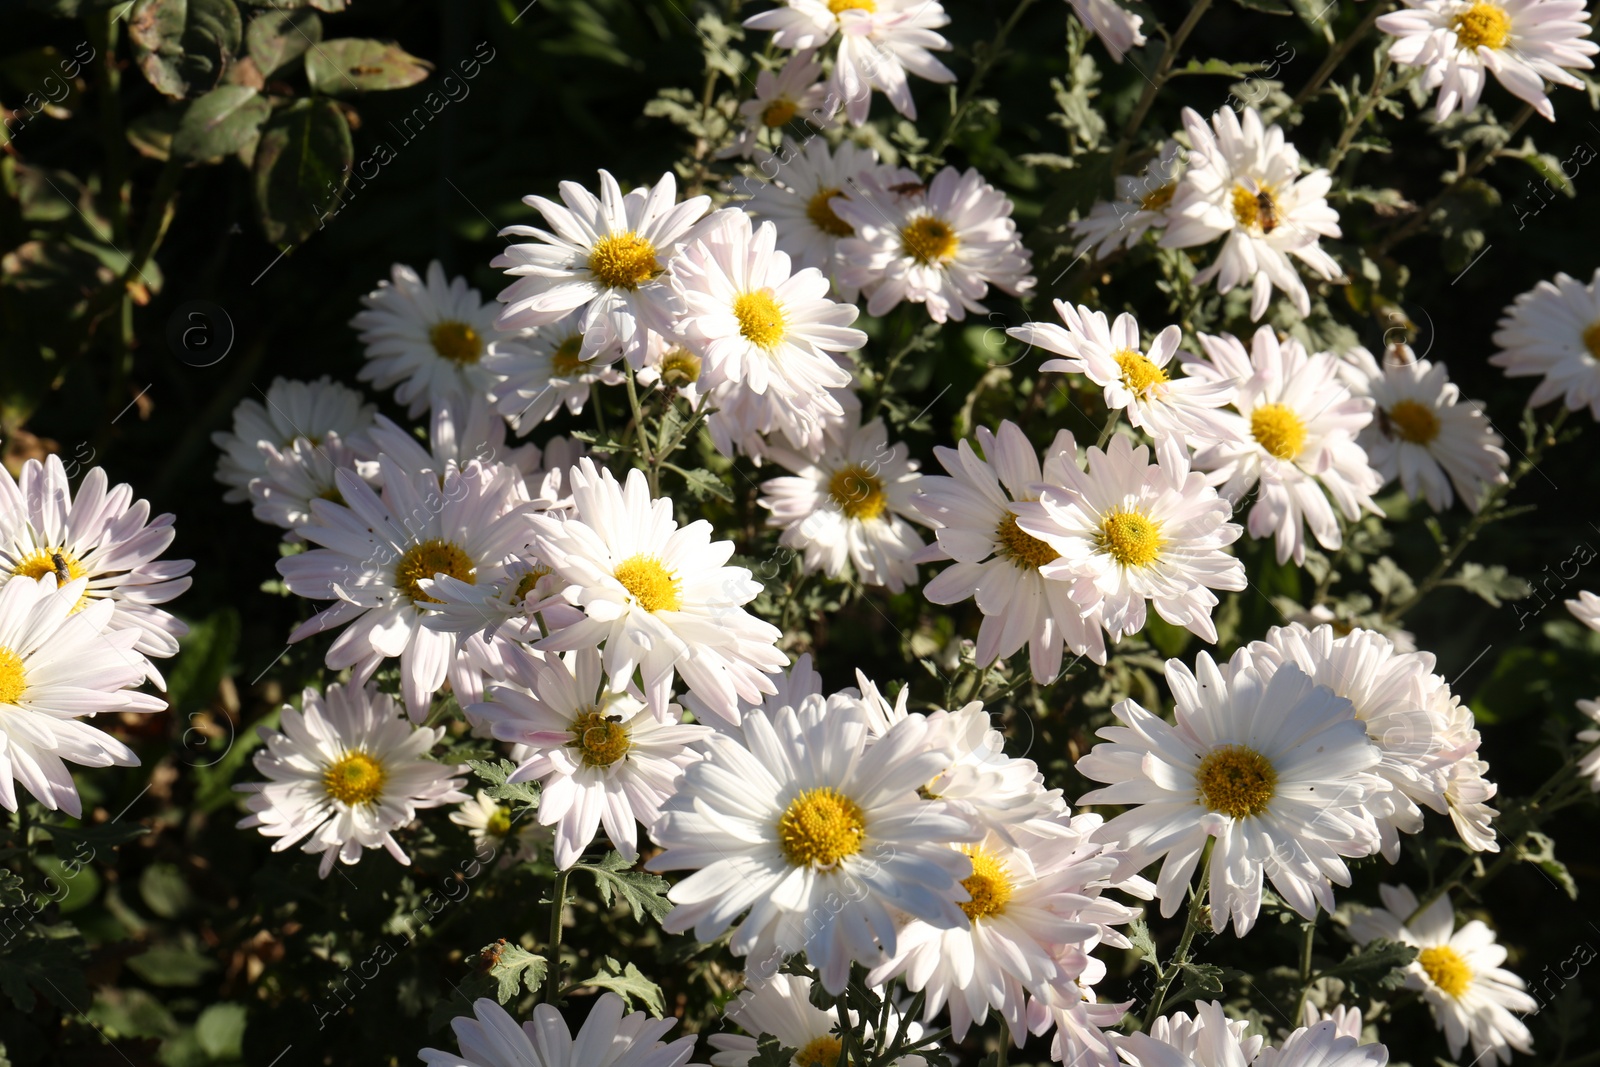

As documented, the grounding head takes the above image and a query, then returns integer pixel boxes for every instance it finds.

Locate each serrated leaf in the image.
[665,463,734,503]
[195,1002,247,1058]
[126,943,217,986]
[0,935,89,1013]
[1322,938,1418,997]
[487,945,547,1003]
[750,1034,799,1067]
[575,851,673,924]
[246,8,320,79]
[36,819,149,850]
[581,956,664,1017]
[129,0,243,99]
[1127,916,1159,966]
[252,96,351,244]
[1521,831,1578,900]
[1169,961,1241,1006]
[304,38,431,94]
[139,862,192,918]
[1175,58,1265,78]
[467,758,541,808]
[1443,562,1530,607]
[1367,556,1415,603]
[172,85,269,161]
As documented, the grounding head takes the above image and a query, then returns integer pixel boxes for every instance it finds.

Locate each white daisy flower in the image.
[1436,692,1501,852]
[493,170,711,367]
[721,51,835,160]
[1066,0,1146,61]
[1010,301,1238,471]
[0,456,193,687]
[276,457,533,720]
[1123,1001,1390,1067]
[1242,623,1496,860]
[1568,589,1600,631]
[358,396,544,488]
[449,789,544,865]
[1161,106,1343,321]
[1076,651,1386,934]
[704,376,860,463]
[236,682,467,879]
[212,376,375,503]
[914,421,1109,681]
[483,307,626,434]
[680,652,826,740]
[636,337,709,406]
[1030,992,1126,1067]
[0,576,163,817]
[744,0,956,126]
[1340,344,1509,512]
[1349,884,1535,1064]
[468,648,711,869]
[710,972,931,1067]
[351,261,511,417]
[758,415,928,593]
[648,696,980,993]
[1490,266,1600,419]
[1300,1003,1369,1042]
[248,431,366,534]
[670,209,862,405]
[527,458,786,723]
[524,435,592,513]
[742,137,891,284]
[1378,0,1597,121]
[1183,326,1385,566]
[866,824,1127,1044]
[420,551,580,645]
[836,166,1036,323]
[421,992,703,1067]
[1071,142,1186,260]
[1576,697,1600,790]
[1014,434,1247,646]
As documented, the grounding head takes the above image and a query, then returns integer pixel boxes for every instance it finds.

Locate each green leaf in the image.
[1169,961,1241,1006]
[1367,556,1416,604]
[1521,831,1578,900]
[251,97,351,244]
[575,851,673,924]
[1126,916,1159,967]
[1174,58,1266,78]
[0,935,90,1013]
[245,8,321,78]
[128,0,243,99]
[487,945,547,1003]
[166,607,240,718]
[467,758,541,808]
[36,819,149,850]
[581,956,665,1017]
[1231,0,1293,11]
[172,85,270,161]
[1321,938,1418,997]
[125,943,218,986]
[127,106,186,161]
[31,856,99,914]
[86,988,181,1040]
[1442,562,1530,607]
[665,463,734,503]
[195,1002,247,1058]
[303,38,432,94]
[749,1035,799,1067]
[138,863,193,918]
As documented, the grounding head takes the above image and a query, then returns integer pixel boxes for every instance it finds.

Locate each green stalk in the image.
[1108,0,1214,175]
[1142,840,1213,1027]
[543,867,572,1004]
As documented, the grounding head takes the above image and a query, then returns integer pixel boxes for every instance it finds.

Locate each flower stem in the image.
[927,0,1039,164]
[1109,0,1214,175]
[544,866,571,1004]
[1289,3,1390,109]
[1143,839,1213,1027]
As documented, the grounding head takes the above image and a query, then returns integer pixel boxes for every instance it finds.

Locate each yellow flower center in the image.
[795,1036,844,1067]
[0,646,26,706]
[1418,945,1474,998]
[762,98,799,127]
[569,708,631,768]
[1453,3,1511,50]
[485,807,514,837]
[1115,348,1170,396]
[828,465,888,521]
[394,539,476,605]
[1251,403,1308,460]
[734,289,788,351]
[1097,509,1164,568]
[588,231,662,290]
[1196,744,1277,818]
[777,787,866,869]
[959,846,1013,922]
[1230,184,1281,234]
[322,751,387,807]
[512,565,551,603]
[805,187,854,238]
[829,0,875,12]
[11,548,90,611]
[995,512,1060,570]
[1385,399,1441,444]
[429,320,483,365]
[614,555,682,613]
[659,347,703,387]
[900,215,959,266]
[550,335,586,378]
[1140,182,1176,212]
[1581,320,1600,359]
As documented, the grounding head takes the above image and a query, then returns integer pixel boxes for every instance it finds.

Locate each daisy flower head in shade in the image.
[758,414,928,593]
[743,0,956,126]
[1576,697,1600,790]
[212,375,375,504]
[421,992,704,1067]
[1490,266,1600,419]
[493,170,712,367]
[913,420,1108,682]
[1434,690,1501,852]
[721,50,834,161]
[741,136,894,284]
[0,455,193,687]
[1008,302,1237,470]
[420,550,581,646]
[357,394,543,489]
[710,972,932,1067]
[449,790,545,865]
[1160,106,1343,321]
[0,575,164,817]
[525,435,592,512]
[247,430,366,535]
[351,261,512,418]
[836,166,1036,323]
[704,376,861,463]
[669,208,863,404]
[1066,0,1147,62]
[527,458,786,724]
[236,682,468,879]
[1012,434,1247,646]
[1076,650,1386,935]
[467,647,711,869]
[1120,1001,1391,1067]
[1348,884,1535,1064]
[276,456,534,720]
[648,695,980,994]
[1029,991,1127,1067]
[1070,140,1186,260]
[483,306,626,434]
[1183,326,1385,566]
[1340,344,1509,512]
[1569,589,1600,631]
[1377,0,1597,121]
